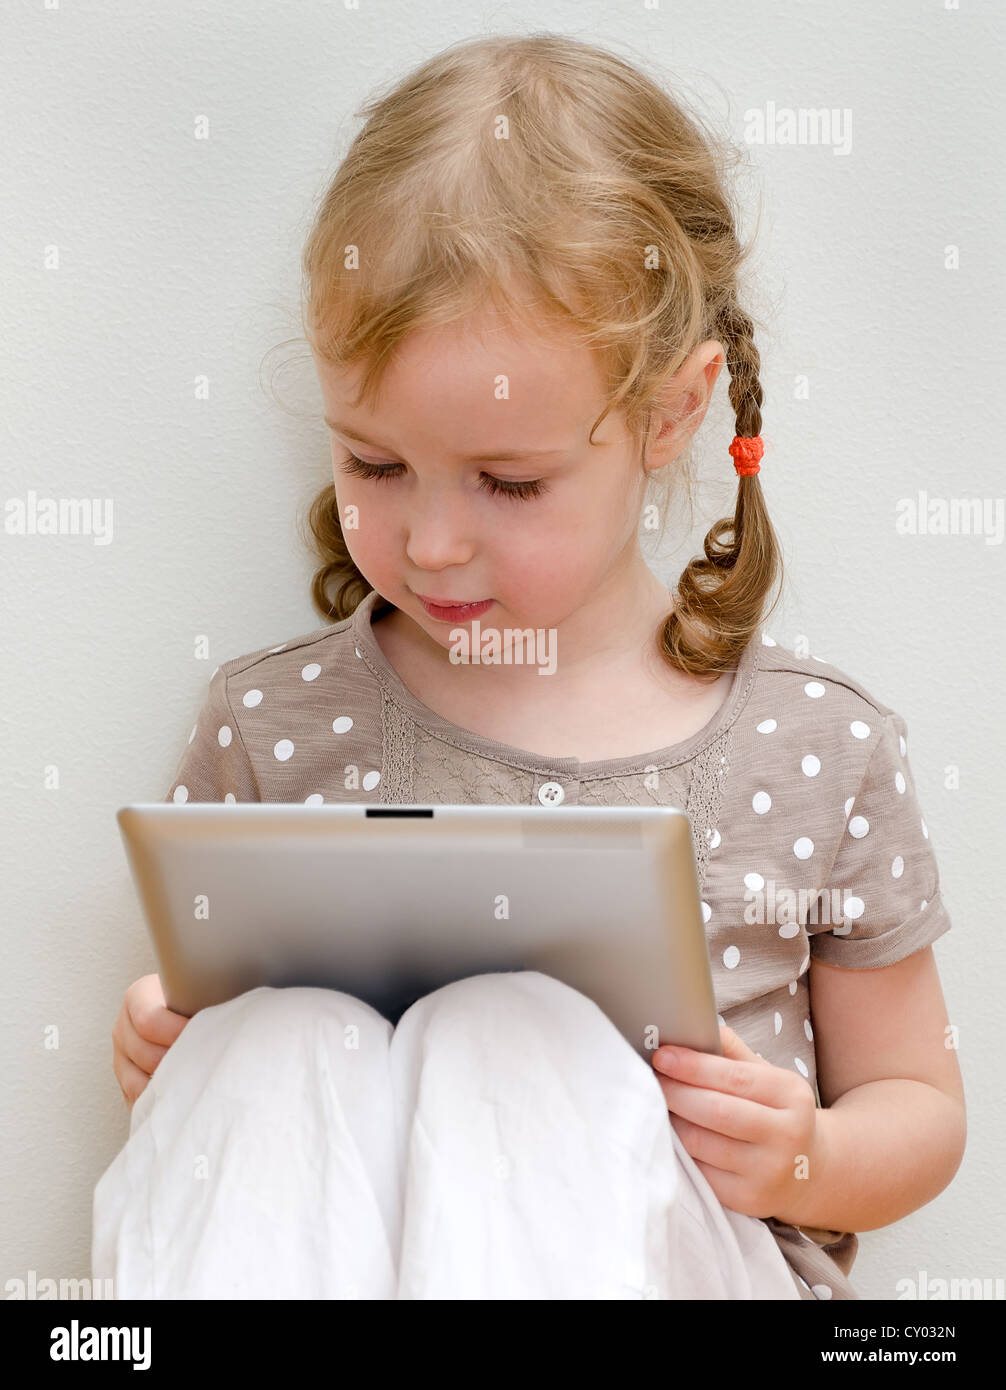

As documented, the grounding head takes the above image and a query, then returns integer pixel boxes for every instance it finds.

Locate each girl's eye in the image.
[338,452,548,502]
[339,453,404,484]
[479,473,547,501]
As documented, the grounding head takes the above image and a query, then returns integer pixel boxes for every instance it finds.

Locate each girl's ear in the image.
[643,339,727,473]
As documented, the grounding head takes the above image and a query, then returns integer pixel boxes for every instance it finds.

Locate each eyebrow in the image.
[324,418,569,464]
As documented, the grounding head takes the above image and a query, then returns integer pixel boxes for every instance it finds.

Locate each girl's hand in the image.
[651,1023,823,1224]
[112,973,189,1111]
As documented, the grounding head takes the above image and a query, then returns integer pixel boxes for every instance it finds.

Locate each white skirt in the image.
[92,972,803,1300]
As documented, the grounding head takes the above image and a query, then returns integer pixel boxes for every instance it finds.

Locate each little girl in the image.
[93,33,965,1301]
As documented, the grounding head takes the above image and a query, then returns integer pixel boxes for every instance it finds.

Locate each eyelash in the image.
[339,452,548,502]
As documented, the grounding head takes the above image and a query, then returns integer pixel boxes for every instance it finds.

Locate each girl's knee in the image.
[398,969,618,1052]
[205,983,388,1032]
[158,984,390,1092]
[445,968,602,1016]
[392,971,667,1142]
[146,983,394,1117]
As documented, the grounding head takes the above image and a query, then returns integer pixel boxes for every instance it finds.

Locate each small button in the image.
[538,781,565,805]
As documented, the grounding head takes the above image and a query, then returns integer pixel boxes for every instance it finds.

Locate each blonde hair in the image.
[299,32,782,678]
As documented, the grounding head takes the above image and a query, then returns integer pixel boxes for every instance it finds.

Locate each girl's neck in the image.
[369,562,733,763]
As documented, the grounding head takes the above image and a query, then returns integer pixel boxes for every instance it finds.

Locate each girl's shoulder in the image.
[742,633,910,773]
[716,634,952,977]
[752,634,898,722]
[215,610,358,687]
[164,609,379,804]
[731,634,931,849]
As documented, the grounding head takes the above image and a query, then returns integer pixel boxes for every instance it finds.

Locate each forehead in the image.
[315,309,613,452]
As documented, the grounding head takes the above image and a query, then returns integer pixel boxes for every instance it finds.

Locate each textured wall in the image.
[2,0,1001,1302]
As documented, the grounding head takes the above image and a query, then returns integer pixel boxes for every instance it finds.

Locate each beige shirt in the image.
[165,588,953,1300]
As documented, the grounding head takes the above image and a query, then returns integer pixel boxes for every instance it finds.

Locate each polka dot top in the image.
[164,587,953,1301]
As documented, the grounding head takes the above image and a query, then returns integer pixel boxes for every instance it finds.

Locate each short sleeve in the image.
[809,710,952,969]
[164,665,261,804]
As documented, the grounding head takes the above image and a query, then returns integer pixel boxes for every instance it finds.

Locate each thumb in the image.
[719,1022,767,1064]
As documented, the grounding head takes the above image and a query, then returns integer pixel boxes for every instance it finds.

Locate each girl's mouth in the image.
[415,595,495,622]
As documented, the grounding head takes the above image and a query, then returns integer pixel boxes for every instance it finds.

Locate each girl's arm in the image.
[777,945,966,1233]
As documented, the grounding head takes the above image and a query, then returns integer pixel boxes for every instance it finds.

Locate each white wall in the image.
[2,0,1002,1301]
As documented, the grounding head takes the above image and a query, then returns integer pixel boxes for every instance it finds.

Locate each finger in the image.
[653,1039,789,1108]
[122,1023,170,1077]
[670,1112,749,1176]
[114,1052,151,1109]
[127,993,189,1048]
[654,1070,772,1142]
[113,1008,172,1074]
[719,1023,769,1064]
[689,1157,752,1214]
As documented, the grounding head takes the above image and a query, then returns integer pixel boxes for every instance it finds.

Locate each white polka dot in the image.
[850,720,871,739]
[301,663,322,682]
[895,771,906,794]
[921,817,928,839]
[899,734,907,757]
[723,945,741,969]
[811,1283,834,1299]
[801,754,821,777]
[848,815,869,838]
[794,1057,809,1078]
[224,792,236,804]
[744,872,765,891]
[788,980,797,995]
[757,719,777,734]
[305,793,324,806]
[793,836,814,860]
[188,723,197,745]
[892,855,904,878]
[752,790,772,814]
[217,725,232,747]
[773,1011,782,1035]
[804,1018,814,1041]
[362,770,381,792]
[274,739,295,762]
[707,827,721,850]
[172,784,189,803]
[804,681,825,699]
[761,634,777,646]
[268,643,287,653]
[701,901,711,924]
[844,796,855,818]
[243,689,263,708]
[843,896,865,920]
[332,715,354,734]
[778,921,801,939]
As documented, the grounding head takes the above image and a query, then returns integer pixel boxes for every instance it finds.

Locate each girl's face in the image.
[314,307,690,649]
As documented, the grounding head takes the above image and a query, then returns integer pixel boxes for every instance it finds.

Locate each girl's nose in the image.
[403,490,477,572]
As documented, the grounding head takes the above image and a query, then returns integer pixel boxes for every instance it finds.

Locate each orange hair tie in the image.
[729,435,764,476]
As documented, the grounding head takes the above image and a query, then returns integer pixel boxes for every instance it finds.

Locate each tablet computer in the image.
[116,803,723,1060]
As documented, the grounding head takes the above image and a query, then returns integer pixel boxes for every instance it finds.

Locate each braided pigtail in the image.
[659,299,783,680]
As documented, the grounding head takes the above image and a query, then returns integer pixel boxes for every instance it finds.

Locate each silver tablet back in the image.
[116,803,722,1059]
